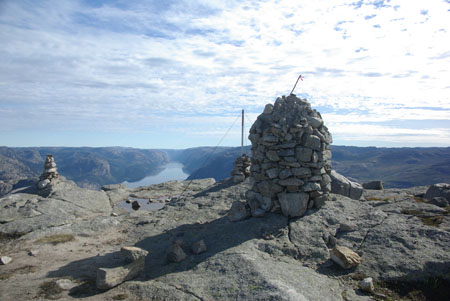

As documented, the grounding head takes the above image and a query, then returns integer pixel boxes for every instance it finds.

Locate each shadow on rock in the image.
[193,178,237,197]
[46,251,125,298]
[45,212,287,297]
[136,212,287,281]
[381,261,450,300]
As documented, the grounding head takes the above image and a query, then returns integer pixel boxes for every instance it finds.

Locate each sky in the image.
[0,0,449,149]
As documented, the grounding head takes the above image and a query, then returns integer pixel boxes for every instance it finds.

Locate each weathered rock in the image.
[362,180,384,190]
[121,246,149,262]
[96,245,148,290]
[424,183,450,202]
[331,245,362,269]
[0,256,12,265]
[228,201,251,222]
[361,277,375,293]
[330,170,363,200]
[131,200,141,210]
[37,179,50,190]
[430,197,449,207]
[55,279,77,290]
[1,176,450,301]
[339,222,358,233]
[278,192,309,217]
[167,242,187,263]
[192,240,207,255]
[96,258,146,290]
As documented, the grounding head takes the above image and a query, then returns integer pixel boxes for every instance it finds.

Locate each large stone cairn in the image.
[247,94,332,217]
[36,155,59,190]
[231,154,251,183]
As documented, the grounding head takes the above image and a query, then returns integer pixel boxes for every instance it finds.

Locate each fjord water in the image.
[123,162,189,188]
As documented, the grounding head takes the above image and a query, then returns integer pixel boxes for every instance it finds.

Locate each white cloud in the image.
[0,0,449,147]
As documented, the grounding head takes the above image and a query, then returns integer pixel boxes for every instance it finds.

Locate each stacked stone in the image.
[36,155,59,190]
[247,94,332,217]
[231,154,251,183]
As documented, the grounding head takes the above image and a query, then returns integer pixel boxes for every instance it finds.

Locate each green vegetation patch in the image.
[413,196,428,203]
[0,265,37,280]
[366,197,390,202]
[112,294,129,300]
[401,209,444,227]
[36,234,75,245]
[37,281,63,300]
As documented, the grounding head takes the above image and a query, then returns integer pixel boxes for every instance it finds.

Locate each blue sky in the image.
[0,0,449,149]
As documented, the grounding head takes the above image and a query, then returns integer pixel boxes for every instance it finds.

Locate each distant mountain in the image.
[0,147,170,193]
[331,146,450,188]
[183,145,450,189]
[1,145,449,195]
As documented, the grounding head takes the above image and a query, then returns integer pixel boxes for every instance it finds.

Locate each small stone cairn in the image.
[247,94,332,217]
[231,154,251,183]
[36,155,59,190]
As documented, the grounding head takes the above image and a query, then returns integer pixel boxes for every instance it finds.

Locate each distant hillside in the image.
[0,147,170,193]
[185,145,450,188]
[1,145,449,195]
[331,146,450,188]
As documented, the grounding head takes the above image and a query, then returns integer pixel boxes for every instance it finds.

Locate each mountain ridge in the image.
[0,145,449,196]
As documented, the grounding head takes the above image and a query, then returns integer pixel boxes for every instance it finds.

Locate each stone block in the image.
[278,192,309,217]
[330,246,362,269]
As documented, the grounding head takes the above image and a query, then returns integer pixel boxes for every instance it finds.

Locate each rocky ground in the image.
[0,177,449,300]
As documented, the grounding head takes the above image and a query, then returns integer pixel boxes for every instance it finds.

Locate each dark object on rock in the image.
[330,170,363,200]
[192,240,207,255]
[167,241,187,263]
[362,180,384,190]
[424,183,450,202]
[430,197,449,207]
[131,201,141,211]
[247,95,332,217]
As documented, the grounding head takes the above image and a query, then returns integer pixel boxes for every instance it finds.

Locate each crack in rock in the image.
[156,281,205,301]
[358,215,389,250]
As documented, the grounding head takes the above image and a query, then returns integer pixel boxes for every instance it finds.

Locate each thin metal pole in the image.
[241,109,244,156]
[290,74,302,95]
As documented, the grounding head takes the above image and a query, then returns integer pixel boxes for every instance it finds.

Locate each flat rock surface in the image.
[0,178,449,300]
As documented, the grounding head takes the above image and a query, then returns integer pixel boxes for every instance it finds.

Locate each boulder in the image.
[430,197,449,207]
[424,183,450,202]
[192,240,207,255]
[362,180,384,190]
[0,256,12,265]
[330,246,362,269]
[167,242,187,263]
[55,279,77,291]
[330,170,363,200]
[361,277,375,293]
[228,201,250,222]
[96,246,147,290]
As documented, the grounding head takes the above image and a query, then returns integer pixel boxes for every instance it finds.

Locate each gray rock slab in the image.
[96,256,146,290]
[331,170,363,200]
[425,183,450,201]
[278,192,309,217]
